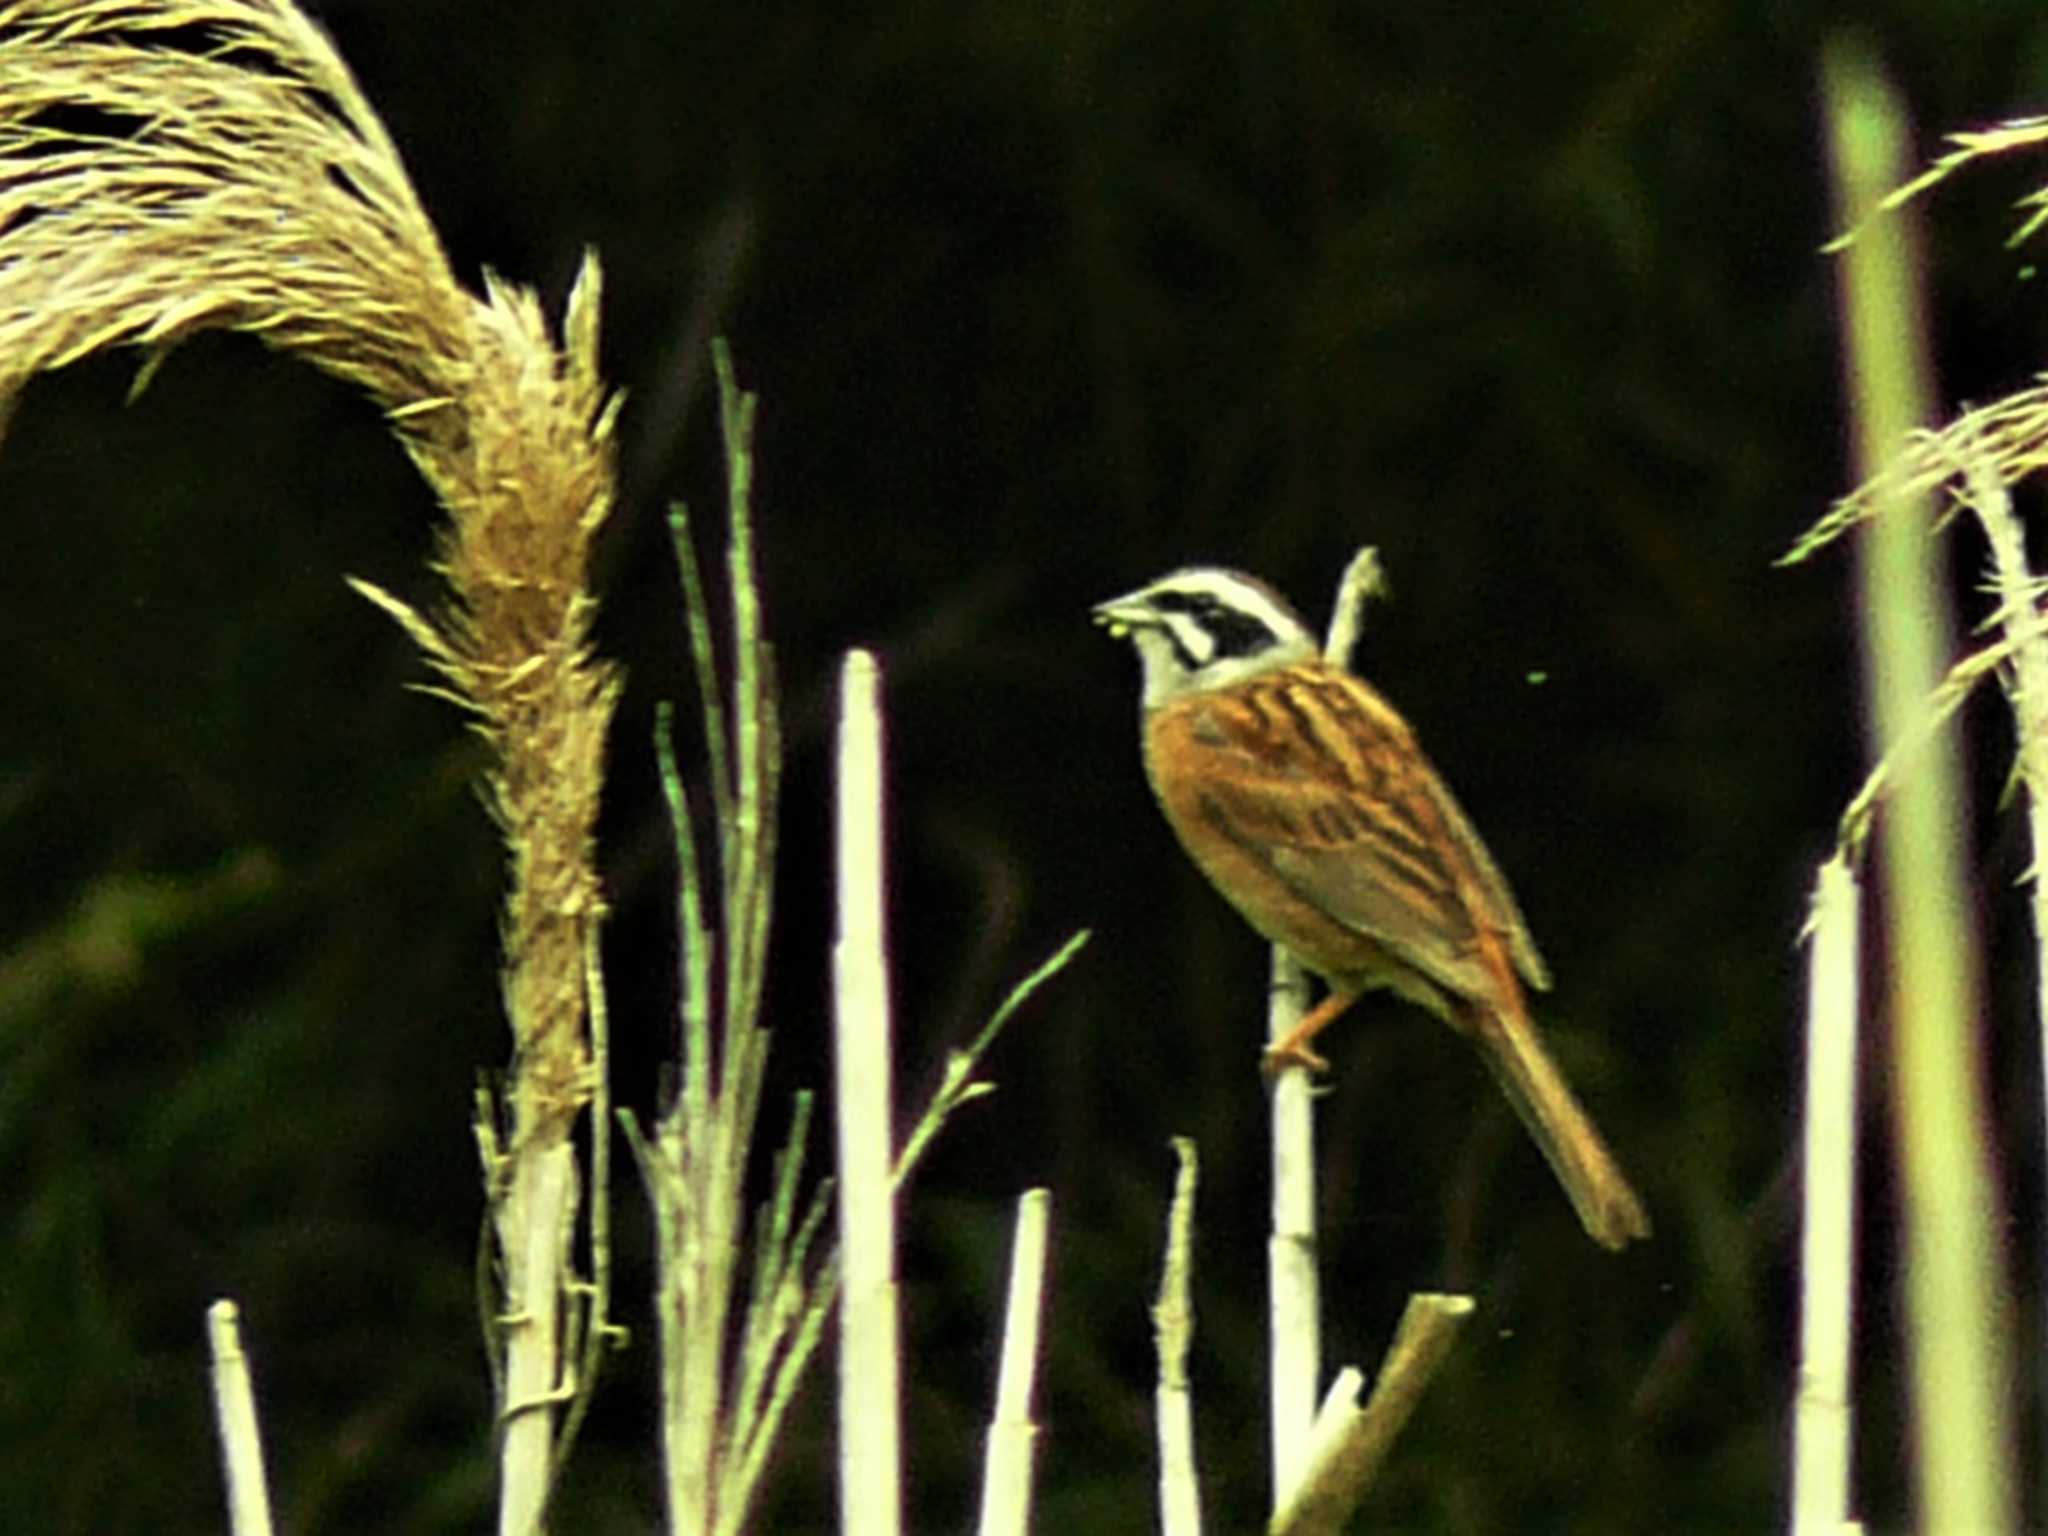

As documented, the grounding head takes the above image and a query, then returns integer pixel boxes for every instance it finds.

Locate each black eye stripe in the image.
[1151,589,1280,661]
[1163,624,1206,673]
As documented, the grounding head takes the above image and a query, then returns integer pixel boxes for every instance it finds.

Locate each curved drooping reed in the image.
[0,7,619,1531]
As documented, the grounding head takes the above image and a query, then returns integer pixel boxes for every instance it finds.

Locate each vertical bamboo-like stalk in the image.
[1790,856,1862,1534]
[835,649,904,1536]
[977,1188,1052,1536]
[1155,1138,1204,1536]
[207,1300,276,1536]
[1266,947,1319,1504]
[1820,37,2014,1534]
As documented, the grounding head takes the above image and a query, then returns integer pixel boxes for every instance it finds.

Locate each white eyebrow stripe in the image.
[1143,567,1311,646]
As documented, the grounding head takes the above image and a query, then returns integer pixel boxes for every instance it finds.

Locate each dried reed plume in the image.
[0,5,619,1530]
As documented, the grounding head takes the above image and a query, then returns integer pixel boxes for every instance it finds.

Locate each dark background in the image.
[4,2,2047,1530]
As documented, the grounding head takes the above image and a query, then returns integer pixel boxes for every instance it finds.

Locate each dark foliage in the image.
[5,0,2048,1530]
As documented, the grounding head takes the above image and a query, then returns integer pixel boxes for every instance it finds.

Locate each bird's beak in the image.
[1090,589,1153,638]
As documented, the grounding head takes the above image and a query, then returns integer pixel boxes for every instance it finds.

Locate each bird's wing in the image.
[1180,664,1549,1000]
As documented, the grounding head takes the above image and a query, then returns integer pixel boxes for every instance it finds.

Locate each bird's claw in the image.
[1261,1039,1330,1080]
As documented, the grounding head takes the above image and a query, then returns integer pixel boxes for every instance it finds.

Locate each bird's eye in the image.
[1143,589,1284,670]
[1203,609,1275,658]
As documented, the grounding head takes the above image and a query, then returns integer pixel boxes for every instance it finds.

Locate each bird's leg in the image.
[1261,988,1358,1076]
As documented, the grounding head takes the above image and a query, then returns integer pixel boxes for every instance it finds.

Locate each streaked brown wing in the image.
[1403,755,1551,991]
[1180,663,1546,1001]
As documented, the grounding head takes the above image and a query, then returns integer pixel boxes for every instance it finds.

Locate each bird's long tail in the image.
[1465,989,1651,1251]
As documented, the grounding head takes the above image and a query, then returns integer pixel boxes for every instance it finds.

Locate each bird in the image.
[1093,564,1650,1250]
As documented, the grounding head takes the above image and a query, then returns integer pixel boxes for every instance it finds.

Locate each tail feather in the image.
[1466,997,1650,1250]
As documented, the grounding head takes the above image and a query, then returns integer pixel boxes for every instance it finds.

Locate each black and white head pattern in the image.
[1093,566,1319,706]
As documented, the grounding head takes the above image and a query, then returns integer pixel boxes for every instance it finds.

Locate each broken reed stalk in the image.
[1258,548,1478,1532]
[1265,550,1379,1501]
[1789,857,1861,1535]
[978,1188,1052,1536]
[1153,1138,1203,1536]
[1266,936,1318,1507]
[0,8,620,1532]
[834,648,904,1536]
[1265,547,1390,1511]
[206,1300,276,1536]
[1268,1293,1474,1536]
